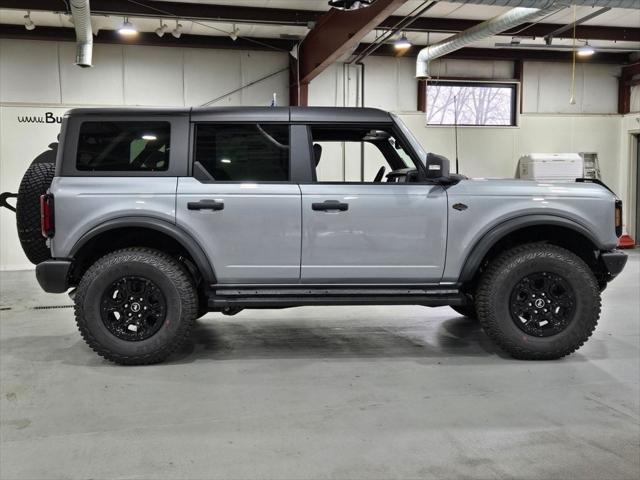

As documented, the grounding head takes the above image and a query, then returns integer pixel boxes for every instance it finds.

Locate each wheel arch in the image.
[459,215,604,285]
[69,217,216,285]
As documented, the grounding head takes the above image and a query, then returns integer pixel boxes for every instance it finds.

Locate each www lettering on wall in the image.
[17,112,63,124]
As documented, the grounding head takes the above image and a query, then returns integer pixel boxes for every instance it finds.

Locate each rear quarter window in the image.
[76,121,170,171]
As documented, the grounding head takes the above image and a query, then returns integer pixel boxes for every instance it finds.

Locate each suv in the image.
[21,106,626,364]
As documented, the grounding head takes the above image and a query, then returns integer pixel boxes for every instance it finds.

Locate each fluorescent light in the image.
[142,134,157,141]
[118,18,137,36]
[394,33,411,50]
[577,43,595,57]
[220,159,231,164]
[24,11,35,31]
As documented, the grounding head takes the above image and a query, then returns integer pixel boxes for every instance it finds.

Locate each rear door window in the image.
[194,124,289,181]
[76,121,170,171]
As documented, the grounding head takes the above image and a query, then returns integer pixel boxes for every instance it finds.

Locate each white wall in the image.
[0,40,289,107]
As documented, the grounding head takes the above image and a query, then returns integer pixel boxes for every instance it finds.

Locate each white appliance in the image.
[517,153,584,183]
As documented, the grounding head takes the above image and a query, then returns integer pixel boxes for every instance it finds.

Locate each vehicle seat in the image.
[313,143,322,166]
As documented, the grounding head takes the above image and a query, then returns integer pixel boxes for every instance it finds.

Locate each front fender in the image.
[454,214,608,283]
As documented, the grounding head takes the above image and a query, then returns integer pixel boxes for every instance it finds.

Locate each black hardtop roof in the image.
[64,106,393,123]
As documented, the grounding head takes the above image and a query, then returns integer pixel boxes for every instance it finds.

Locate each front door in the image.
[300,183,447,283]
[300,124,447,283]
[176,122,301,283]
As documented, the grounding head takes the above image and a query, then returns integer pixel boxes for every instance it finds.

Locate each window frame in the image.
[302,122,430,185]
[189,122,295,184]
[75,120,172,173]
[60,115,189,177]
[424,79,519,128]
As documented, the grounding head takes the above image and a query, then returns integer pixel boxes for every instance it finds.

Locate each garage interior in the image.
[0,1,639,479]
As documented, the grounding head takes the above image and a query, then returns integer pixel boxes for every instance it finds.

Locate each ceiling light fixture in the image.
[328,0,374,10]
[142,134,157,141]
[24,11,35,31]
[155,20,169,38]
[172,21,183,39]
[577,42,595,57]
[229,24,240,42]
[394,33,411,50]
[118,17,137,36]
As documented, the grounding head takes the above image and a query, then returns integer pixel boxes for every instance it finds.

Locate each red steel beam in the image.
[618,62,640,114]
[297,0,406,86]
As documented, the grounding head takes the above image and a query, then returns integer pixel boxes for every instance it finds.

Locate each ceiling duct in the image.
[416,0,640,78]
[70,0,92,67]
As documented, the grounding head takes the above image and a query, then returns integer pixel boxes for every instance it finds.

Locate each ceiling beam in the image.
[0,24,629,65]
[297,0,406,85]
[3,0,639,42]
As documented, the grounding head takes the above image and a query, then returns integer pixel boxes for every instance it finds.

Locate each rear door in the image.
[176,122,301,284]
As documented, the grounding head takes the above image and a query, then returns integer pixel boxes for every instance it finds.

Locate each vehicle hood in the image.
[448,178,617,200]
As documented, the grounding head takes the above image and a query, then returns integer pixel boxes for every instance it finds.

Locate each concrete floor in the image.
[1,252,638,480]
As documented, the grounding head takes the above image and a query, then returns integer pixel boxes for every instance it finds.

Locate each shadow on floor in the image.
[168,315,507,364]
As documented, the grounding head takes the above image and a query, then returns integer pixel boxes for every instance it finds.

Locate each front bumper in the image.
[36,259,72,293]
[600,249,627,279]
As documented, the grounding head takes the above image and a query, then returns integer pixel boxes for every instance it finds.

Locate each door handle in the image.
[312,200,349,212]
[188,199,224,211]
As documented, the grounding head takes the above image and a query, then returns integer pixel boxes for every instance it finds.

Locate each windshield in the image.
[391,114,426,166]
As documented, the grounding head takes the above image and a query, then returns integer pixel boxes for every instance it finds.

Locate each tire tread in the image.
[476,243,601,360]
[74,248,198,365]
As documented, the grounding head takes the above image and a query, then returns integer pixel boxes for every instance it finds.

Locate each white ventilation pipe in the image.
[415,0,640,78]
[70,0,92,68]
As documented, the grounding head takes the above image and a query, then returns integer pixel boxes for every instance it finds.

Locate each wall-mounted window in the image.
[425,81,517,126]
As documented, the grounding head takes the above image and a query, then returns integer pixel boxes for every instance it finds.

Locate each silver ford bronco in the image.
[17,106,627,364]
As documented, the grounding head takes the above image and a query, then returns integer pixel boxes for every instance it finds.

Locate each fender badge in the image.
[452,203,468,211]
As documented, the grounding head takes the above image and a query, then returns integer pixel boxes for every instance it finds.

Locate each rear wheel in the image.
[476,244,600,360]
[74,248,198,365]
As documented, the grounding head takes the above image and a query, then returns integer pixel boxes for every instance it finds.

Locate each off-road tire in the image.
[476,243,600,360]
[451,304,477,319]
[16,161,55,264]
[74,248,198,365]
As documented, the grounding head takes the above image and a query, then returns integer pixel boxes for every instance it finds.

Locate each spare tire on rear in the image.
[16,160,55,264]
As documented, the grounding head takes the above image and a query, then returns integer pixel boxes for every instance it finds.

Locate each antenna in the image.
[453,94,459,174]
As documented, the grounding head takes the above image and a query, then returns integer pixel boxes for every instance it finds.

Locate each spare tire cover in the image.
[16,156,56,265]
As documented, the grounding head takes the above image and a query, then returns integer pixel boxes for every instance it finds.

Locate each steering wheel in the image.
[373,166,386,183]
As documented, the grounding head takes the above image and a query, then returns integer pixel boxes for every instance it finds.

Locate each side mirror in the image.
[425,152,450,180]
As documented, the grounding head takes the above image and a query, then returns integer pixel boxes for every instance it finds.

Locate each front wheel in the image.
[74,248,198,365]
[476,244,600,360]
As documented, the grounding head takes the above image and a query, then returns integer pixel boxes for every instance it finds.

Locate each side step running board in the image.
[208,285,464,308]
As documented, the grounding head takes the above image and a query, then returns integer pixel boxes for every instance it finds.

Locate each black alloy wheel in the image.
[509,272,576,337]
[101,276,167,341]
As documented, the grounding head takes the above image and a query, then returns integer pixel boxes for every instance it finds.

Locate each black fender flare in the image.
[69,216,216,283]
[458,214,604,283]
